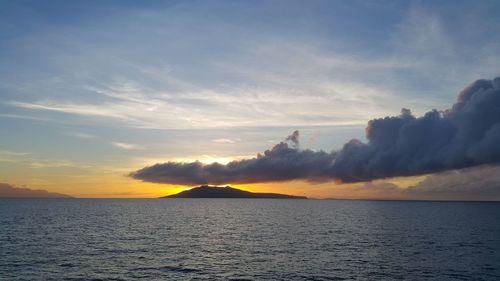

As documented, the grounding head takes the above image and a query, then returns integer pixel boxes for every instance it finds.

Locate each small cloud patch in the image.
[111,142,145,150]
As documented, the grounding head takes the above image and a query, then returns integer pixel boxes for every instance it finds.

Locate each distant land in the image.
[0,183,72,198]
[162,185,307,199]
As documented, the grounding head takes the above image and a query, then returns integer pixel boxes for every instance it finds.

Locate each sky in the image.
[1,0,500,199]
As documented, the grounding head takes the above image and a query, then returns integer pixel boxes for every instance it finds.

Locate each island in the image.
[0,183,72,198]
[161,185,307,199]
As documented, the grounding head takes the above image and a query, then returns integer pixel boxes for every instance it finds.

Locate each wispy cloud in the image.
[0,150,30,163]
[7,101,139,121]
[0,113,71,125]
[0,150,93,170]
[30,160,80,169]
[212,138,237,144]
[9,7,497,131]
[66,131,96,139]
[111,142,145,150]
[0,150,30,156]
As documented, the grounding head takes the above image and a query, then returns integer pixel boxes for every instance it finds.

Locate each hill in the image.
[162,185,307,199]
[0,183,72,198]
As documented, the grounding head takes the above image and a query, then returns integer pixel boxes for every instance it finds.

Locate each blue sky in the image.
[1,0,500,197]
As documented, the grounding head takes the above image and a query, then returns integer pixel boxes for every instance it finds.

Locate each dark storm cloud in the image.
[285,130,300,148]
[130,77,500,185]
[130,143,335,185]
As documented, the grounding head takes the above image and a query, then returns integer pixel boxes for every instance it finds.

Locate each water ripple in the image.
[1,199,499,280]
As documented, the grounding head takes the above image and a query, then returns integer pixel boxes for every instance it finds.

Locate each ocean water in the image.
[0,199,499,280]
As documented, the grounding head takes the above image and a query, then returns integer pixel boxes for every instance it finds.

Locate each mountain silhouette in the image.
[162,185,307,199]
[0,183,72,198]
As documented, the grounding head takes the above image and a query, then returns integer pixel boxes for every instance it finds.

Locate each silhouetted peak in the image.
[161,185,306,199]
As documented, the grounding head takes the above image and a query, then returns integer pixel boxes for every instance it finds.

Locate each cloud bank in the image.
[131,77,500,186]
[0,183,72,198]
[403,165,500,201]
[342,165,500,201]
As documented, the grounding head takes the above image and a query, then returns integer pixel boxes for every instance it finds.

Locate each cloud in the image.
[212,138,236,144]
[402,165,500,201]
[29,160,81,169]
[0,150,29,156]
[7,101,134,120]
[344,165,500,201]
[0,150,30,163]
[66,131,96,139]
[0,183,72,198]
[3,1,500,135]
[285,130,299,149]
[111,142,145,150]
[131,77,500,186]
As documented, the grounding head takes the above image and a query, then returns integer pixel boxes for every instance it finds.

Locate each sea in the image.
[0,199,499,280]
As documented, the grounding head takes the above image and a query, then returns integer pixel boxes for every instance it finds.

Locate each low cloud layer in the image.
[131,77,500,186]
[0,183,72,198]
[403,165,500,201]
[344,165,500,201]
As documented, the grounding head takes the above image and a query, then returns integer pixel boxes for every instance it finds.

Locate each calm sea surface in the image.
[1,199,499,280]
